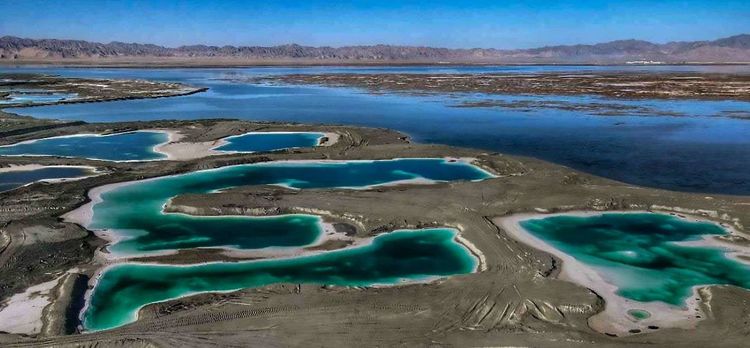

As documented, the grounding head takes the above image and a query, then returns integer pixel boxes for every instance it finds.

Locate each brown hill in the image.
[1,34,749,65]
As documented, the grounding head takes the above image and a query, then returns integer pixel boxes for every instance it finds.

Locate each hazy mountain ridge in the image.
[2,34,750,63]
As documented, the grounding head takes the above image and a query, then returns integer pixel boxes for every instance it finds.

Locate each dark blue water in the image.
[0,166,93,192]
[0,90,78,105]
[216,132,323,152]
[2,66,749,194]
[0,131,168,161]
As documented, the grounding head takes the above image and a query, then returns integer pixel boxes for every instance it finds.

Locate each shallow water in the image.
[90,158,492,256]
[0,131,168,161]
[3,66,749,194]
[215,132,323,152]
[519,213,750,306]
[0,167,92,192]
[0,90,78,105]
[84,228,476,331]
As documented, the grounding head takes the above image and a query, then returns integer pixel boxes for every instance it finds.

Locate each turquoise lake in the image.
[0,166,93,192]
[90,158,492,256]
[215,132,324,152]
[84,228,477,331]
[0,131,168,161]
[519,213,750,306]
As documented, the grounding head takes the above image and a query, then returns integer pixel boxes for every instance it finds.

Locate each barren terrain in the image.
[260,72,750,102]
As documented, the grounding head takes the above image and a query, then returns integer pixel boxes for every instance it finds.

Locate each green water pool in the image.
[90,158,493,256]
[520,213,750,307]
[84,228,477,331]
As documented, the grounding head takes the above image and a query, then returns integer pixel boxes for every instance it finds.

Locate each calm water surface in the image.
[216,132,323,152]
[520,213,750,306]
[2,66,749,194]
[0,90,78,105]
[84,228,476,331]
[91,158,492,256]
[0,166,93,192]
[0,131,168,161]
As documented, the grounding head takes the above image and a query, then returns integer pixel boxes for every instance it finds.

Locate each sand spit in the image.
[0,164,92,174]
[495,210,750,336]
[151,129,340,160]
[320,132,339,146]
[0,164,54,173]
[150,129,225,161]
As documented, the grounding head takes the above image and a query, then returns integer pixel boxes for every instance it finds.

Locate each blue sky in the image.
[1,0,749,48]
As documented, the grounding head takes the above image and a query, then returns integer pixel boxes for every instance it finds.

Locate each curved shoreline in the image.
[62,157,494,259]
[0,129,341,162]
[0,131,170,162]
[1,86,208,110]
[60,157,490,331]
[494,210,750,336]
[152,130,340,160]
[0,164,103,193]
[79,227,480,332]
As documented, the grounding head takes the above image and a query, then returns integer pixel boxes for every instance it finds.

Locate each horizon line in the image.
[3,33,749,51]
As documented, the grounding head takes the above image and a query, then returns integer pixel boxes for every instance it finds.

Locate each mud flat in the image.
[0,275,63,334]
[260,72,750,102]
[0,73,207,108]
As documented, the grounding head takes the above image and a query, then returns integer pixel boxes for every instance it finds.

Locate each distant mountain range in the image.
[1,34,750,65]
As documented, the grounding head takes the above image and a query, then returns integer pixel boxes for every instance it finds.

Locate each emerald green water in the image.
[627,309,651,320]
[520,213,750,306]
[214,132,324,153]
[84,228,477,331]
[90,158,492,256]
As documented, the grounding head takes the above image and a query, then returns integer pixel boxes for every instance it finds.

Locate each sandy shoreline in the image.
[0,131,175,162]
[0,164,103,193]
[62,156,493,243]
[150,129,225,161]
[151,129,341,161]
[79,226,479,332]
[2,129,339,163]
[62,179,139,228]
[494,210,750,336]
[62,156,489,331]
[0,164,97,174]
